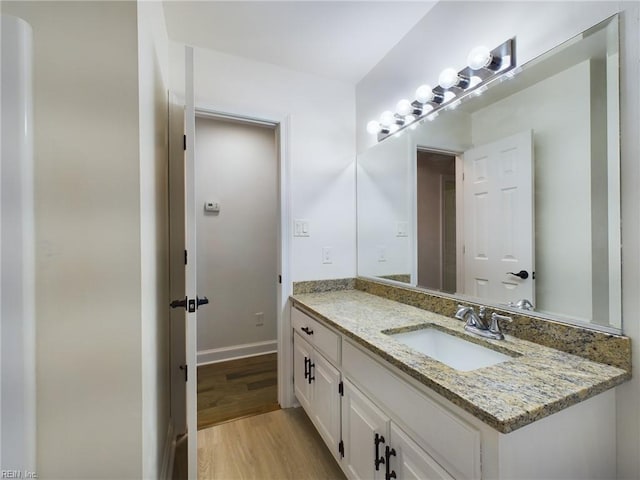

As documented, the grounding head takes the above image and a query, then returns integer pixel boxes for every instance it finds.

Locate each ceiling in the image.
[162,1,438,84]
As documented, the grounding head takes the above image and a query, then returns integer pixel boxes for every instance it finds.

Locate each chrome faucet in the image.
[454,305,512,340]
[454,305,487,329]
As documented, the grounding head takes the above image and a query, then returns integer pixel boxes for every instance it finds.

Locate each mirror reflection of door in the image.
[462,130,534,304]
[416,150,457,293]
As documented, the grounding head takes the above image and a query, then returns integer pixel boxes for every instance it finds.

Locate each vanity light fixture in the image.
[367,38,515,141]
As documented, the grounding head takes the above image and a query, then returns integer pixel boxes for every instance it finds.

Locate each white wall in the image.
[169,42,357,282]
[0,1,173,478]
[357,133,413,279]
[0,1,143,477]
[195,117,278,358]
[356,2,640,478]
[137,1,171,478]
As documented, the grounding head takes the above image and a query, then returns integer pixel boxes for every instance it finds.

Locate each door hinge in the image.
[183,134,187,151]
[180,364,187,382]
[338,440,344,458]
[184,250,188,265]
[338,381,344,396]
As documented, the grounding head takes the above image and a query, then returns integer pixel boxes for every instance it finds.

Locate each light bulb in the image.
[380,110,395,127]
[438,68,460,89]
[396,99,413,116]
[467,46,492,70]
[389,124,400,133]
[421,104,433,115]
[405,114,416,124]
[367,120,381,135]
[415,84,434,104]
[469,76,482,88]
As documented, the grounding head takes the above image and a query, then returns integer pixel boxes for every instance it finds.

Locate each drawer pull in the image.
[308,361,315,384]
[385,445,396,480]
[374,433,386,471]
[301,326,314,335]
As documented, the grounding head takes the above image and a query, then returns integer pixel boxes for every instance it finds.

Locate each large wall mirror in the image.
[357,15,621,332]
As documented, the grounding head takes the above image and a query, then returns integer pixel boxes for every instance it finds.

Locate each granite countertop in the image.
[291,289,631,434]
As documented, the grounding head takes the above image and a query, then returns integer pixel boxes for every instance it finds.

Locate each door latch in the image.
[170,296,210,312]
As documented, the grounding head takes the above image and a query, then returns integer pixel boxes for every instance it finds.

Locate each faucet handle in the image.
[489,312,512,338]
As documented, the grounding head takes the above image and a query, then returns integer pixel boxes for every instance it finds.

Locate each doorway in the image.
[194,113,280,429]
[416,149,457,293]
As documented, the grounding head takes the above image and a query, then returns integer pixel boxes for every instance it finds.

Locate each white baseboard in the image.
[197,340,277,365]
[160,419,175,480]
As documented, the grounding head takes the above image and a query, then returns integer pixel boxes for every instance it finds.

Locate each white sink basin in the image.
[387,327,513,372]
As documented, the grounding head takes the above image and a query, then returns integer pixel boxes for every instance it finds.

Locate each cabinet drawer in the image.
[343,340,481,480]
[292,307,340,364]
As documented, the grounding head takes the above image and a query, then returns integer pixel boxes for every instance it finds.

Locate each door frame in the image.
[414,146,463,292]
[189,105,294,409]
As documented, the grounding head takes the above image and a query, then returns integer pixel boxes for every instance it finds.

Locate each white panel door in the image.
[310,352,341,458]
[389,422,454,480]
[341,380,389,480]
[463,131,534,304]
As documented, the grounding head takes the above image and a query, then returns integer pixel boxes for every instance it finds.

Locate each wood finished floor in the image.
[198,408,346,480]
[198,353,280,430]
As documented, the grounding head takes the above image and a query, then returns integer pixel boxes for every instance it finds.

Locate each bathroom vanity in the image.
[289,14,631,480]
[290,284,629,480]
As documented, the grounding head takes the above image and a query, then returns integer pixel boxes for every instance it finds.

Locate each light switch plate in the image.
[294,219,310,237]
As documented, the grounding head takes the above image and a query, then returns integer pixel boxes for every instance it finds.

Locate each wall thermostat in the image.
[204,201,220,213]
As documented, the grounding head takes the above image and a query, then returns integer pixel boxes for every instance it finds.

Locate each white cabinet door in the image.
[389,423,454,480]
[293,332,312,412]
[463,130,534,304]
[341,380,389,480]
[311,352,342,457]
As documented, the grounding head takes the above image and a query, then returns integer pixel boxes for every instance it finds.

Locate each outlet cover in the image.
[322,246,332,264]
